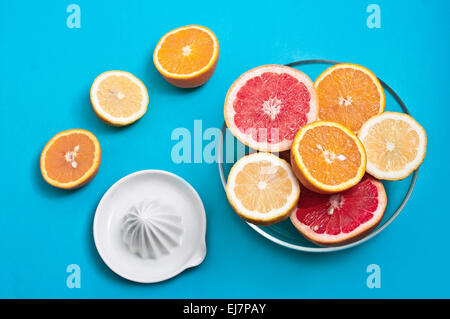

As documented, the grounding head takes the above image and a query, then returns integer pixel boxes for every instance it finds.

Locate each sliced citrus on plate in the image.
[153,25,219,88]
[40,129,101,189]
[224,64,318,152]
[291,175,387,246]
[314,63,385,132]
[90,71,149,126]
[226,152,300,225]
[358,111,427,180]
[290,121,366,194]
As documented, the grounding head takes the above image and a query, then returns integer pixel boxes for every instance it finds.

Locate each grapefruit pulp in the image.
[224,65,318,152]
[290,175,387,246]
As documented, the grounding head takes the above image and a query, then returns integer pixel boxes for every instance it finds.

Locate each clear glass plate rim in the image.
[218,59,418,253]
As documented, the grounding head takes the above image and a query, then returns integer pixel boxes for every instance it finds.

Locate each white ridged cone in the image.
[121,199,183,259]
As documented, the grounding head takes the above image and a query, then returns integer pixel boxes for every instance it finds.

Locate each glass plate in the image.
[218,59,418,253]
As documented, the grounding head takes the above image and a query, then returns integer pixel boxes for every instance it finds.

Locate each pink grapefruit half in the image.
[224,65,318,152]
[290,175,387,246]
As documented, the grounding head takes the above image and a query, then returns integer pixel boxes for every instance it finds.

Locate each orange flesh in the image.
[157,28,214,75]
[298,126,362,186]
[234,161,292,213]
[44,133,96,183]
[316,67,382,132]
[97,75,144,118]
[363,119,419,171]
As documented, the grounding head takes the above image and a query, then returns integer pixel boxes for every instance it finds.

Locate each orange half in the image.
[40,129,101,189]
[153,25,219,88]
[314,63,385,132]
[290,121,366,194]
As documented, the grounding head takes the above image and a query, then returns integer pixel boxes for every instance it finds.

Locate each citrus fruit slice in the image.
[226,152,300,225]
[40,129,101,189]
[290,175,387,246]
[314,63,385,132]
[224,65,318,152]
[358,112,427,180]
[90,71,149,126]
[290,121,366,194]
[153,25,219,88]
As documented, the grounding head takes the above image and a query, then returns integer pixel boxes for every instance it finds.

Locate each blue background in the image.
[0,0,448,298]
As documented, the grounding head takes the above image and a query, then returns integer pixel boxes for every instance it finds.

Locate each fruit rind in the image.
[153,25,219,88]
[224,64,318,152]
[291,121,367,194]
[40,129,101,189]
[226,152,300,226]
[290,176,387,246]
[358,111,427,180]
[90,70,149,126]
